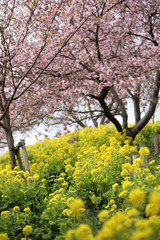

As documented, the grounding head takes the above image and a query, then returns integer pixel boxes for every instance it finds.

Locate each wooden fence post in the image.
[15,142,23,171]
[16,149,23,171]
[20,139,30,173]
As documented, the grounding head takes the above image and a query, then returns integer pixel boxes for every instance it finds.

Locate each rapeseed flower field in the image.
[0,122,160,239]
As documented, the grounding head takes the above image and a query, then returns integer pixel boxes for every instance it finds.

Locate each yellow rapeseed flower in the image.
[119,190,127,198]
[149,160,155,165]
[112,183,119,191]
[133,158,143,167]
[149,215,160,224]
[145,203,159,217]
[14,166,19,171]
[21,238,32,240]
[129,188,145,206]
[103,212,131,233]
[154,185,160,191]
[13,206,20,212]
[156,166,160,171]
[121,169,130,178]
[41,178,46,183]
[24,207,31,213]
[148,190,160,212]
[102,177,108,183]
[27,176,33,182]
[23,225,33,235]
[139,147,150,158]
[109,199,115,205]
[146,174,156,181]
[75,224,93,240]
[33,173,39,180]
[131,228,152,240]
[126,208,139,218]
[69,199,86,216]
[23,171,30,179]
[62,209,73,216]
[111,204,117,211]
[67,197,75,207]
[95,227,114,239]
[1,210,10,218]
[135,219,151,229]
[98,210,109,222]
[66,229,75,240]
[0,233,10,240]
[123,180,134,190]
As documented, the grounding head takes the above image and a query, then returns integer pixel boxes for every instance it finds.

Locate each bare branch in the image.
[127,31,158,46]
[110,87,128,128]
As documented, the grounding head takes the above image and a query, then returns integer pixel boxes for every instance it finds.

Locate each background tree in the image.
[37,93,121,131]
[39,0,160,140]
[0,0,89,169]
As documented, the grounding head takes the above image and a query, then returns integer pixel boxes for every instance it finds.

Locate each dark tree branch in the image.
[148,10,157,40]
[69,116,87,128]
[110,87,128,129]
[0,121,8,130]
[106,0,126,13]
[88,86,123,132]
[127,31,158,46]
[130,70,160,139]
[95,24,102,62]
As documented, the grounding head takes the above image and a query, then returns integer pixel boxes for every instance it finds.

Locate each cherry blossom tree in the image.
[40,0,160,141]
[0,0,90,169]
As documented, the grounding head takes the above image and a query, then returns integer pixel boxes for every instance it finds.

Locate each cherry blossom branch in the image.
[127,31,158,46]
[12,16,90,101]
[7,44,16,89]
[0,43,46,121]
[5,0,16,29]
[95,24,102,62]
[105,0,126,13]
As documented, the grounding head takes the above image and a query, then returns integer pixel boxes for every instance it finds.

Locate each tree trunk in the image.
[133,96,141,124]
[5,129,16,170]
[20,139,30,173]
[4,114,16,170]
[130,70,160,140]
